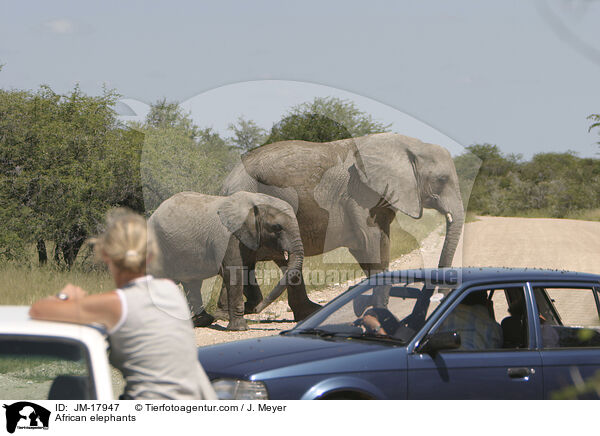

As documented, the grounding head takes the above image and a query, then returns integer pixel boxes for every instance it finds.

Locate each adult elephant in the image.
[220,133,464,308]
[148,191,315,331]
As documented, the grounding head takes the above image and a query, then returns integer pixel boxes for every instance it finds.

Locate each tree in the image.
[289,97,392,137]
[466,144,521,177]
[453,149,482,209]
[265,113,353,144]
[589,114,600,149]
[0,88,39,260]
[263,96,391,144]
[457,142,600,218]
[227,116,267,152]
[137,100,239,212]
[0,84,145,266]
[146,98,196,133]
[460,144,523,216]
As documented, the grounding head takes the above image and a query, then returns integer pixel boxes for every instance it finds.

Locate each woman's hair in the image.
[91,208,155,274]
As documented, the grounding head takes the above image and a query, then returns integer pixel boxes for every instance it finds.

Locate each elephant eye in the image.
[270,223,283,233]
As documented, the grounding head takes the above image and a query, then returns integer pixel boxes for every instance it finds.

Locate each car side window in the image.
[0,336,93,400]
[533,287,600,349]
[436,287,528,351]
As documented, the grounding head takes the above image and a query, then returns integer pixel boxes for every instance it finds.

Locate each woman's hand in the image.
[59,284,88,300]
[29,285,121,332]
[360,314,386,335]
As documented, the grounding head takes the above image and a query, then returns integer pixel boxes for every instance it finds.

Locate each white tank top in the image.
[108,276,216,399]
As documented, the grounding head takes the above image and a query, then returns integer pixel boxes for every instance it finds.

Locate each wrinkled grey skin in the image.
[220,133,464,308]
[148,191,312,331]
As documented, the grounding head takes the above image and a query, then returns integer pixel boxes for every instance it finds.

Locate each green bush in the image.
[457,145,600,219]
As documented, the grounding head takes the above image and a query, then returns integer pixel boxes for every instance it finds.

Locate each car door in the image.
[0,334,96,400]
[406,283,544,399]
[529,282,600,399]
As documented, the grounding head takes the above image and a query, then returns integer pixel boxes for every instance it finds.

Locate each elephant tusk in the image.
[446,213,453,224]
[283,250,289,261]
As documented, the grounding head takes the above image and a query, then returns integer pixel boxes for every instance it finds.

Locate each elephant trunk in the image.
[253,241,304,313]
[437,206,464,268]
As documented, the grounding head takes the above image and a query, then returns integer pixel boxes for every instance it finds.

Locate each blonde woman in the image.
[29,209,216,400]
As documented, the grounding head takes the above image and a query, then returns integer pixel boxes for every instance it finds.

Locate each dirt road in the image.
[460,216,600,272]
[194,216,600,346]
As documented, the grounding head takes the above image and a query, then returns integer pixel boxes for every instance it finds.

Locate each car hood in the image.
[197,334,396,379]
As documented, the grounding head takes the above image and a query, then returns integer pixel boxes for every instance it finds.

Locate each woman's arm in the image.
[361,314,388,335]
[29,283,122,330]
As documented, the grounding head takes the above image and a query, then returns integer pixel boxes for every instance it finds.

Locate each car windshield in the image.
[290,278,456,344]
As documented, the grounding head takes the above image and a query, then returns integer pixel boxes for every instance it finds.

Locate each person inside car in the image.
[358,307,400,336]
[357,290,504,350]
[437,290,503,350]
[29,208,217,400]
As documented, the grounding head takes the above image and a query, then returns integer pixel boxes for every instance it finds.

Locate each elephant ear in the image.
[217,192,260,251]
[351,134,422,218]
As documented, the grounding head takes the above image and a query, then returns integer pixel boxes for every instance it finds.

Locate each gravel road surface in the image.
[194,216,600,346]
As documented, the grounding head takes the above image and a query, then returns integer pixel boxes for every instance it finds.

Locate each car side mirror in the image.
[418,331,461,354]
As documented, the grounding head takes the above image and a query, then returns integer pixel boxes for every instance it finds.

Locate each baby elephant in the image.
[148,191,319,331]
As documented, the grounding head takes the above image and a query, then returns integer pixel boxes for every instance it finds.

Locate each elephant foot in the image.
[192,311,215,328]
[226,318,248,331]
[292,301,322,322]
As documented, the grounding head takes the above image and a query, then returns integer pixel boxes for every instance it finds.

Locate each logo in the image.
[2,402,50,434]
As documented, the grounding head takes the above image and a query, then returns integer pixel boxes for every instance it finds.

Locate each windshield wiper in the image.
[285,328,336,338]
[283,328,406,344]
[336,333,406,345]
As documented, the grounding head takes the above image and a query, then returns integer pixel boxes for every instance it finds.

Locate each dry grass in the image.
[564,208,600,222]
[0,264,114,305]
[488,208,600,222]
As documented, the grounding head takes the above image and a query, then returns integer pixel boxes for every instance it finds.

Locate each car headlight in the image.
[212,379,269,400]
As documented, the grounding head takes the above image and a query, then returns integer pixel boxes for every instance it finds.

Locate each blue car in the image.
[197,268,600,400]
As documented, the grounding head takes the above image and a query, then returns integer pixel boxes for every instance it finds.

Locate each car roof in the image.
[0,305,107,342]
[0,305,30,323]
[372,267,600,287]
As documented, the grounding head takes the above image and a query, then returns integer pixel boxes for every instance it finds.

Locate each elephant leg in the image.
[350,214,391,276]
[350,224,391,310]
[221,265,248,331]
[350,251,391,310]
[215,281,229,320]
[215,265,263,317]
[244,267,264,314]
[182,279,215,328]
[376,218,391,271]
[273,259,321,322]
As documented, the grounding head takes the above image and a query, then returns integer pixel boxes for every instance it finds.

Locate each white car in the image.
[0,306,116,400]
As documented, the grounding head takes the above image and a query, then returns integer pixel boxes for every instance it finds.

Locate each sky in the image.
[1,0,600,158]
